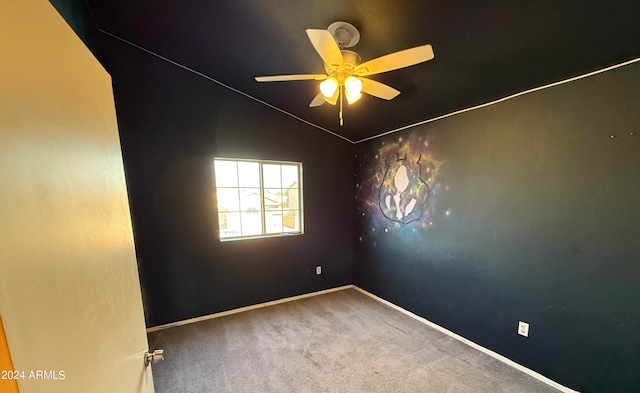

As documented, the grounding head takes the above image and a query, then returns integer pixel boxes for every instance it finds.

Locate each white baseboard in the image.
[146,285,354,333]
[352,286,580,393]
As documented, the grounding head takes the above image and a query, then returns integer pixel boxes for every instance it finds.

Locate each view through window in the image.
[214,158,303,240]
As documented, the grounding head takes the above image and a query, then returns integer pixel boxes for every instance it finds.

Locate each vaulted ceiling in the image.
[83,0,640,142]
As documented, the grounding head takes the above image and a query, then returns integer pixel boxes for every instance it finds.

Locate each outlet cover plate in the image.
[316,266,321,275]
[518,321,529,337]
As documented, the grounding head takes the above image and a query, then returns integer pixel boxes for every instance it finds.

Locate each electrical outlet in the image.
[316,266,321,275]
[518,321,529,337]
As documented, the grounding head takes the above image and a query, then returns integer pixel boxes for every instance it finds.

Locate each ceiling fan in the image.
[255,21,434,126]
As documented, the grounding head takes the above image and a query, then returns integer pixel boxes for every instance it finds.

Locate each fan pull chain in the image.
[339,85,344,126]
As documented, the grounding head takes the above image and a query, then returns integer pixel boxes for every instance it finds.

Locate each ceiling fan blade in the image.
[309,92,325,107]
[255,74,327,82]
[355,44,434,76]
[360,78,401,100]
[306,29,344,70]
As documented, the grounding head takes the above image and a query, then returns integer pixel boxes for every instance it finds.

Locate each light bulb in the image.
[320,77,338,98]
[344,76,363,95]
[346,91,362,104]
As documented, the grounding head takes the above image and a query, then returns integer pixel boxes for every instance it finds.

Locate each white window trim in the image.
[213,157,304,241]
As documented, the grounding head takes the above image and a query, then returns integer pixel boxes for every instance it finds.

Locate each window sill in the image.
[220,232,304,242]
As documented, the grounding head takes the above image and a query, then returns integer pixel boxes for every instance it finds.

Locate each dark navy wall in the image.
[354,62,640,393]
[109,40,354,327]
[51,0,354,328]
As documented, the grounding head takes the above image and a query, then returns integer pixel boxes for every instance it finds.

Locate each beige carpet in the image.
[147,289,559,392]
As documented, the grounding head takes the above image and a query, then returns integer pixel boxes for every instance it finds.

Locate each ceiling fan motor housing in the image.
[325,50,361,75]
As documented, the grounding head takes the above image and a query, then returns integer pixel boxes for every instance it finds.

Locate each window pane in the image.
[239,188,261,212]
[238,161,260,187]
[216,188,240,211]
[214,160,238,187]
[265,210,283,234]
[262,164,281,188]
[263,188,282,209]
[282,210,299,232]
[281,165,299,189]
[219,212,241,238]
[282,187,299,210]
[241,212,262,236]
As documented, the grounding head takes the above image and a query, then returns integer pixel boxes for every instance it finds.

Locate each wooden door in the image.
[0,1,155,392]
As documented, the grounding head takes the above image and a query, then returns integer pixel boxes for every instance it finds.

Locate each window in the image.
[213,158,303,240]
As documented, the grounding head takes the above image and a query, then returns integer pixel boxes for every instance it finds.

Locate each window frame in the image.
[213,157,304,241]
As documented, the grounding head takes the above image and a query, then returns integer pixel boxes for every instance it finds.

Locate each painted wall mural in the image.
[379,153,430,224]
[355,131,446,243]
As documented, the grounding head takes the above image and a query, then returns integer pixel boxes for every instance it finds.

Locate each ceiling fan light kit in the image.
[255,21,434,126]
[344,76,363,102]
[320,77,339,98]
